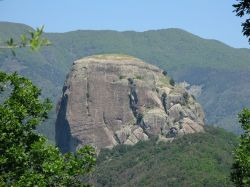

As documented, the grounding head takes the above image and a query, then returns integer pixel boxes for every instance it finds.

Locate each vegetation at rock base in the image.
[85,126,237,187]
[0,72,96,186]
[231,108,250,186]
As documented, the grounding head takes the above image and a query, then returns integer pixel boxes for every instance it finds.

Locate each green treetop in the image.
[0,72,96,186]
[231,108,250,186]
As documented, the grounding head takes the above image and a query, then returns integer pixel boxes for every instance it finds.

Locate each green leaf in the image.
[0,72,95,186]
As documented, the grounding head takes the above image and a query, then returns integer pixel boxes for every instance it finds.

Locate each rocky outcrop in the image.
[56,54,205,152]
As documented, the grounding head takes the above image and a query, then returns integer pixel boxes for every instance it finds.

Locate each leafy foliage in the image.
[0,72,96,186]
[86,126,237,187]
[233,0,250,43]
[1,25,51,53]
[231,108,250,186]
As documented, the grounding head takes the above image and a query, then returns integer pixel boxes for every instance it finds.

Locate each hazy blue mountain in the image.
[1,21,249,139]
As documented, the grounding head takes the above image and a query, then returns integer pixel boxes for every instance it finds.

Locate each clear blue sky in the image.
[0,0,249,48]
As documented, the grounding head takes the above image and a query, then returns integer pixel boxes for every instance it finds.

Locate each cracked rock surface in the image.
[55,54,205,152]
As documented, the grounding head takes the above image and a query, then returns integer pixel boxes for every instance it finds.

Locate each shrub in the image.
[162,70,168,76]
[170,78,175,86]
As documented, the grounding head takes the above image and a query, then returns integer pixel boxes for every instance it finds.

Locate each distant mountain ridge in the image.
[0,21,249,139]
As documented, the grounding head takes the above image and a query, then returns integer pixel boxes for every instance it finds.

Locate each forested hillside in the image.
[1,22,249,139]
[86,126,237,187]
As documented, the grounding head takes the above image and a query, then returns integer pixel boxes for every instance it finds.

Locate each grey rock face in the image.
[56,54,205,152]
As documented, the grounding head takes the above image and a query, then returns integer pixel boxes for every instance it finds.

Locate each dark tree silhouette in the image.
[233,0,250,43]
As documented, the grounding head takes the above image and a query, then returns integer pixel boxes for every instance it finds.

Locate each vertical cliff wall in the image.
[56,54,205,152]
